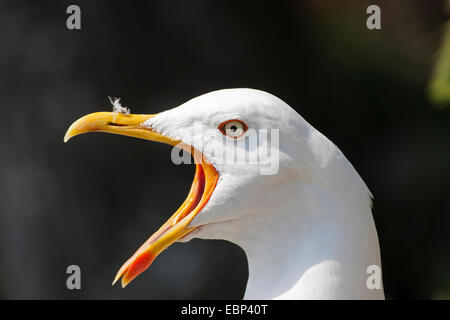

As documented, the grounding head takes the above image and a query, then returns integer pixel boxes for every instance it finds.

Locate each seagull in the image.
[64,88,384,299]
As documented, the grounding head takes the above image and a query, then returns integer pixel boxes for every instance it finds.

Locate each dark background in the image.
[0,0,449,299]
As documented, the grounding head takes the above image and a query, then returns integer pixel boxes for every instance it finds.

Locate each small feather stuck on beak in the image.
[109,96,130,115]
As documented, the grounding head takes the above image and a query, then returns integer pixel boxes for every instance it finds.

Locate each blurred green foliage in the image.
[429,21,450,107]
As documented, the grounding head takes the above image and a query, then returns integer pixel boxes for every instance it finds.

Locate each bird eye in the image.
[219,120,248,138]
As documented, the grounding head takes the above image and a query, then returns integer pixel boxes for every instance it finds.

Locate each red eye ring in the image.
[219,119,248,138]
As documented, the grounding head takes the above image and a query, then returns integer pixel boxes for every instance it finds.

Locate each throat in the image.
[223,190,384,300]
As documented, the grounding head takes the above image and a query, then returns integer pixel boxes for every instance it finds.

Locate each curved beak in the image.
[64,112,175,145]
[64,112,219,288]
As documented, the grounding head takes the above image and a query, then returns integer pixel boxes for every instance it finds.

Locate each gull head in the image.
[64,88,368,289]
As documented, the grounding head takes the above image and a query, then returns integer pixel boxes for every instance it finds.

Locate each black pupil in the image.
[230,125,238,132]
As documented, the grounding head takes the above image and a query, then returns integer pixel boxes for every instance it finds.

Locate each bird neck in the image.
[227,182,384,300]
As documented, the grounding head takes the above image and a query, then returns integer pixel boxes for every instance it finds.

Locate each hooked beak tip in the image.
[63,133,71,143]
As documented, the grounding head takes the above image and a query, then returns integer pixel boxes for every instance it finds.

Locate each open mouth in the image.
[64,111,219,287]
[112,156,218,287]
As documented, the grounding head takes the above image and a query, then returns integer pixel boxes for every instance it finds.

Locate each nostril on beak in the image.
[107,122,129,127]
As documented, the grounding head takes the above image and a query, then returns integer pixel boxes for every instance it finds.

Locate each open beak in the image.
[64,112,219,287]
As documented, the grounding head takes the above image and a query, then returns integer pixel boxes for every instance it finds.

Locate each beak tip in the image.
[112,274,122,287]
[64,127,75,143]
